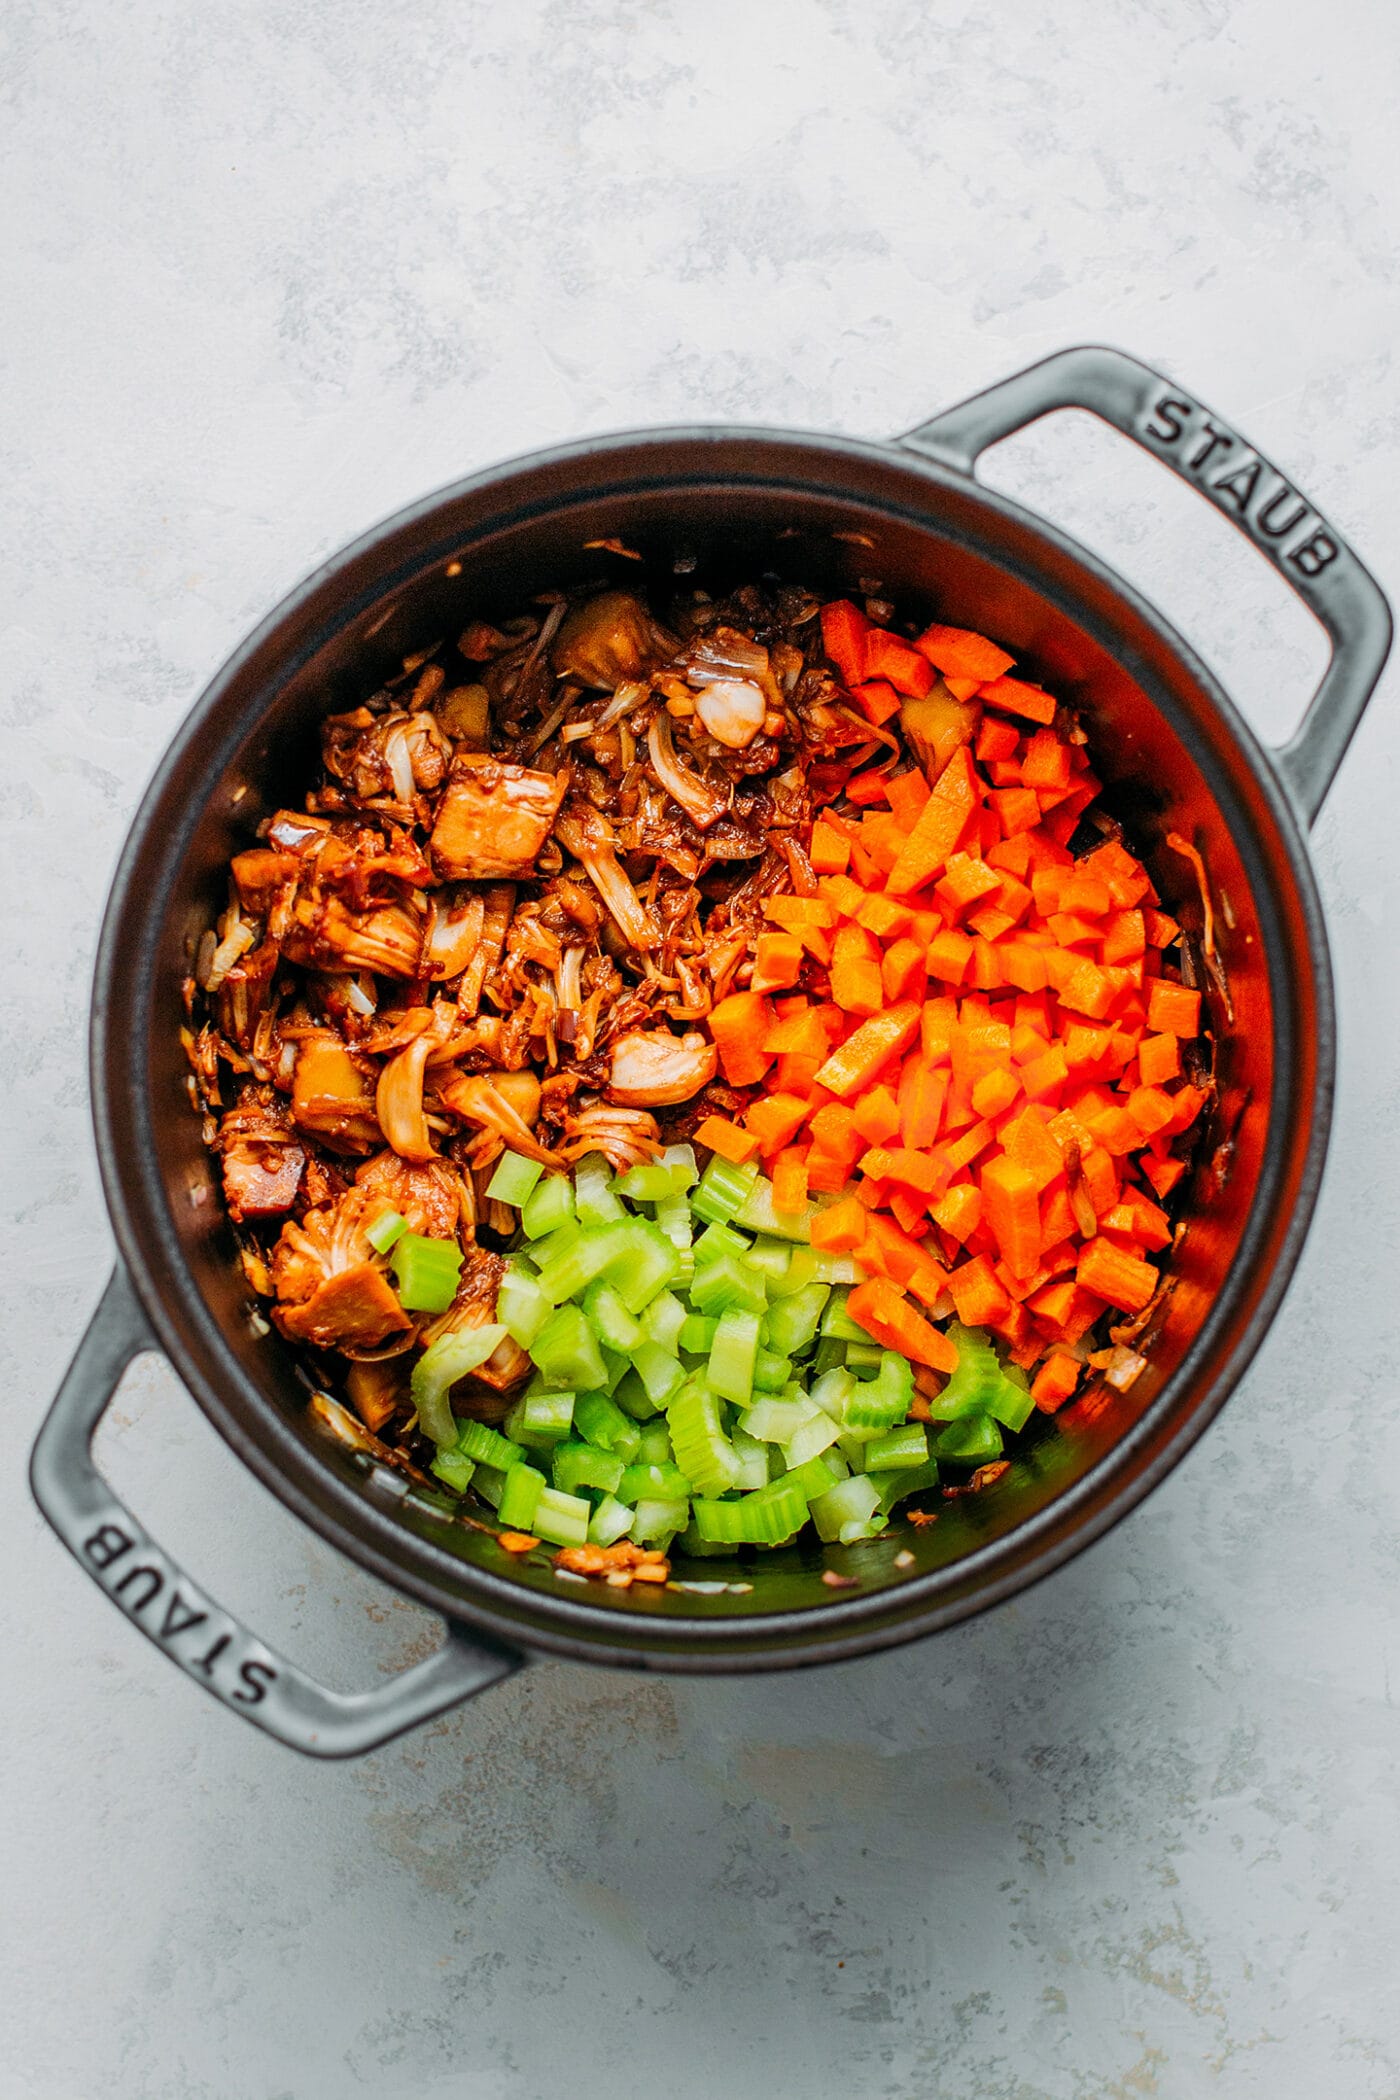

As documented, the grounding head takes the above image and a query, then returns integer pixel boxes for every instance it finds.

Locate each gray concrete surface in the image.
[5,2,1400,2094]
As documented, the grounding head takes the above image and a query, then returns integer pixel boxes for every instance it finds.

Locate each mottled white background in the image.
[4,1,1400,2094]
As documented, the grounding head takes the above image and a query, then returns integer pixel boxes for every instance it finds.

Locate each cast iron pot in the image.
[30,347,1391,1757]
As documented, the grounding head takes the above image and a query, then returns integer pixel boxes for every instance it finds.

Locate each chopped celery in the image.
[581,1277,643,1353]
[572,1389,642,1460]
[659,1142,699,1189]
[863,1423,929,1472]
[933,1323,1004,1417]
[783,1448,848,1502]
[613,1369,661,1421]
[366,1207,407,1254]
[783,1410,842,1467]
[689,1253,766,1317]
[533,1485,591,1546]
[498,1265,551,1349]
[588,1494,635,1546]
[707,1307,762,1404]
[611,1160,681,1203]
[504,1388,575,1450]
[752,1348,792,1394]
[763,1282,830,1357]
[485,1150,545,1208]
[535,1222,629,1306]
[391,1233,463,1314]
[473,1461,507,1510]
[933,1413,1004,1464]
[745,1394,821,1444]
[632,1340,685,1406]
[809,1472,883,1544]
[733,1175,814,1243]
[845,1349,914,1433]
[987,1364,1035,1433]
[820,1287,868,1343]
[693,1220,750,1269]
[602,1219,680,1314]
[573,1152,626,1227]
[551,1442,625,1497]
[808,1252,862,1286]
[498,1462,545,1530]
[409,1324,507,1446]
[457,1420,526,1471]
[743,1236,792,1279]
[521,1173,575,1240]
[529,1304,607,1392]
[730,1424,772,1491]
[619,1460,693,1504]
[527,1220,582,1272]
[876,1456,940,1515]
[691,1478,806,1544]
[430,1449,476,1493]
[677,1312,718,1356]
[666,1384,742,1496]
[691,1153,761,1225]
[810,1336,849,1377]
[597,1347,629,1393]
[809,1365,856,1421]
[630,1497,688,1545]
[639,1289,688,1354]
[633,1421,673,1466]
[845,1341,885,1376]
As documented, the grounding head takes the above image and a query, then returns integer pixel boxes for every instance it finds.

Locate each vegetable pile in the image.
[187,566,1214,1593]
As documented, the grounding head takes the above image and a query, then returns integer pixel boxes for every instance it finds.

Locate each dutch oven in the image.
[30,347,1391,1756]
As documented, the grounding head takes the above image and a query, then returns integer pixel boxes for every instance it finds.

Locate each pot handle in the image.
[29,1270,524,1758]
[898,345,1391,824]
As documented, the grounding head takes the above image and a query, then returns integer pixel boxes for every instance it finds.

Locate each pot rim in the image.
[90,420,1334,1669]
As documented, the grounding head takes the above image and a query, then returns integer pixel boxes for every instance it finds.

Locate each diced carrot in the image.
[1163,1083,1208,1134]
[1079,1143,1119,1215]
[864,628,936,698]
[1020,730,1073,792]
[967,905,1016,944]
[1080,838,1154,908]
[776,1052,824,1094]
[971,1066,1020,1119]
[995,940,1048,994]
[981,1154,1041,1278]
[1100,1194,1172,1250]
[1058,873,1112,917]
[1146,980,1202,1037]
[1038,1185,1076,1249]
[885,769,932,829]
[915,623,1015,684]
[813,1002,922,1099]
[969,938,1003,991]
[945,1253,1013,1326]
[975,715,1021,764]
[861,1147,946,1197]
[1025,1277,1079,1327]
[885,747,979,895]
[1101,908,1146,963]
[921,995,958,1060]
[809,820,850,875]
[932,1182,982,1242]
[1143,908,1180,949]
[988,786,1042,837]
[771,1147,809,1213]
[881,937,928,1005]
[888,1186,931,1237]
[1137,1032,1181,1086]
[1031,1352,1081,1413]
[1142,1154,1187,1201]
[810,1194,868,1254]
[765,895,838,930]
[1021,1043,1069,1102]
[1000,1105,1065,1191]
[809,1101,862,1167]
[863,1211,936,1289]
[694,1115,760,1164]
[1076,1239,1157,1313]
[852,1083,902,1146]
[941,1115,995,1175]
[846,769,891,811]
[899,1062,949,1151]
[935,853,1002,917]
[1059,960,1120,1021]
[805,1148,850,1194]
[846,1278,959,1373]
[926,927,974,985]
[851,677,904,727]
[979,674,1057,725]
[855,892,914,941]
[1126,1084,1175,1139]
[819,598,870,685]
[751,931,805,994]
[743,1094,810,1157]
[762,1007,831,1058]
[707,990,775,1086]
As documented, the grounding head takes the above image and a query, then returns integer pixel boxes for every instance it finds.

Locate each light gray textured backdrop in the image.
[5,2,1399,2095]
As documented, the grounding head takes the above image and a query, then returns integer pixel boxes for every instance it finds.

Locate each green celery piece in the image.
[692,1220,750,1269]
[987,1365,1035,1433]
[807,1252,862,1286]
[639,1289,688,1354]
[409,1324,507,1446]
[633,1341,685,1406]
[573,1152,627,1227]
[744,1394,820,1444]
[933,1412,1004,1464]
[527,1221,582,1273]
[391,1232,463,1314]
[581,1277,643,1354]
[876,1456,940,1515]
[630,1497,689,1545]
[618,1460,693,1504]
[729,1424,772,1491]
[809,1365,856,1421]
[743,1236,792,1279]
[659,1142,699,1190]
[504,1389,575,1450]
[366,1207,407,1254]
[472,1461,507,1510]
[783,1410,842,1467]
[667,1383,742,1496]
[613,1369,661,1421]
[597,1346,629,1394]
[588,1494,635,1546]
[691,1477,806,1545]
[676,1523,739,1558]
[535,1221,630,1306]
[572,1389,642,1461]
[457,1419,526,1471]
[844,1349,914,1433]
[707,1307,762,1404]
[551,1442,625,1497]
[691,1153,761,1226]
[934,1323,1005,1417]
[485,1150,545,1208]
[752,1348,792,1394]
[498,1267,551,1350]
[633,1420,673,1466]
[498,1462,545,1530]
[810,1336,848,1378]
[611,1160,679,1204]
[863,1423,929,1472]
[529,1304,607,1393]
[765,1245,820,1299]
[533,1485,591,1546]
[602,1219,681,1315]
[819,1287,868,1343]
[689,1253,766,1317]
[521,1173,575,1240]
[733,1175,815,1244]
[782,1448,848,1502]
[809,1472,882,1544]
[652,1190,695,1262]
[677,1312,718,1356]
[845,1341,885,1375]
[762,1281,830,1358]
[430,1449,476,1494]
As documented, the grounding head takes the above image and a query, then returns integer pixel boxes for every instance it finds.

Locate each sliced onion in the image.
[646,713,729,830]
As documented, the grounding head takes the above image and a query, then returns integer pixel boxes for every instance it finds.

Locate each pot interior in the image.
[110,433,1322,1654]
